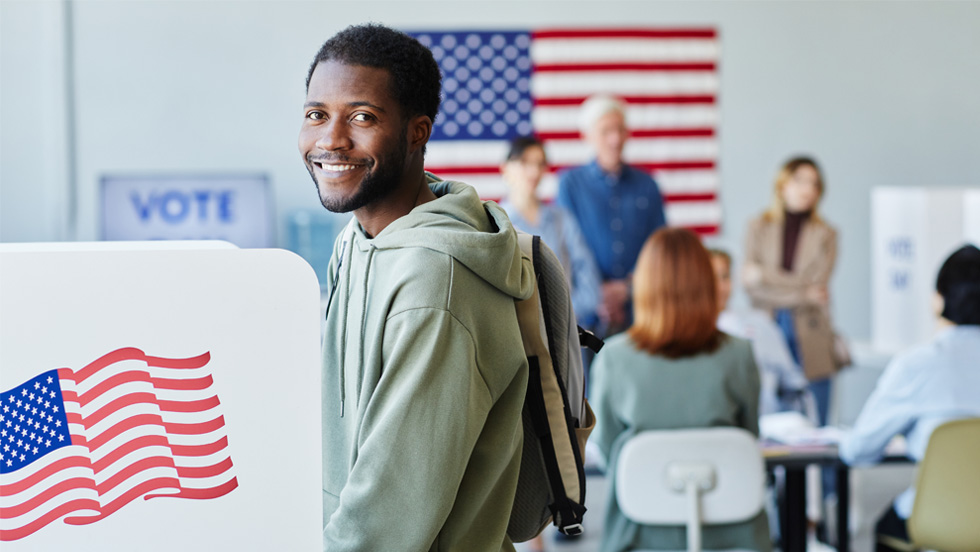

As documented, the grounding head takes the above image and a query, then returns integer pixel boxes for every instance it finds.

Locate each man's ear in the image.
[407,115,432,155]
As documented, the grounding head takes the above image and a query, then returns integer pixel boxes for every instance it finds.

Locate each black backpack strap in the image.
[531,235,589,536]
[578,326,604,354]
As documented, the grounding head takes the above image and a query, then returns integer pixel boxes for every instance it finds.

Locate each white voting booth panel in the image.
[0,244,322,550]
[872,187,980,352]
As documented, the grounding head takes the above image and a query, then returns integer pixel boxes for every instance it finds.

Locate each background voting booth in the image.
[0,243,322,550]
[871,187,980,352]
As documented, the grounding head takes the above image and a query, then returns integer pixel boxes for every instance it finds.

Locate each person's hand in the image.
[806,284,829,305]
[598,279,630,328]
[742,263,763,286]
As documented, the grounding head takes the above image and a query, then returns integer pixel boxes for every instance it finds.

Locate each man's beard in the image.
[308,137,408,214]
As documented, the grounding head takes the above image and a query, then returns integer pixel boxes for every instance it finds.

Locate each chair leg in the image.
[685,483,702,552]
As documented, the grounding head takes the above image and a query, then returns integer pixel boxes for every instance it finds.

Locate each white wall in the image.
[1,0,71,242]
[2,0,980,340]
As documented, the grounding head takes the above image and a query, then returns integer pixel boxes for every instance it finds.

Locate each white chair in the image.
[616,427,766,552]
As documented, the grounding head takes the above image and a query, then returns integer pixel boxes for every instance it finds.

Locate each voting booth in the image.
[0,243,322,550]
[871,187,980,352]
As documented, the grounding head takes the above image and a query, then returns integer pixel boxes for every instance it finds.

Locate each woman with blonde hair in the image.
[743,156,841,426]
[592,228,770,552]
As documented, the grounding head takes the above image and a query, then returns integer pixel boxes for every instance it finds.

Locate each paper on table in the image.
[760,411,843,446]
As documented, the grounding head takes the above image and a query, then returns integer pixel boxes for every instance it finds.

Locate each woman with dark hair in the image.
[499,136,601,327]
[591,228,771,552]
[743,156,842,426]
[840,244,980,552]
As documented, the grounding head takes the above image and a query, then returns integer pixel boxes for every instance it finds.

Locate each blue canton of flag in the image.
[0,370,73,474]
[412,31,533,141]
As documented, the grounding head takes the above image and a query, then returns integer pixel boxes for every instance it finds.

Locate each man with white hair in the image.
[557,95,667,336]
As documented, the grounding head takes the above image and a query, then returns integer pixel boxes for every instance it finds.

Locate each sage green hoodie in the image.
[322,176,534,551]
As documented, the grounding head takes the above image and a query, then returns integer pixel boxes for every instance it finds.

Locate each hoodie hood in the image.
[357,173,534,302]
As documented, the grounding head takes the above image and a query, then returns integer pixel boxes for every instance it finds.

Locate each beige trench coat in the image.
[743,214,839,381]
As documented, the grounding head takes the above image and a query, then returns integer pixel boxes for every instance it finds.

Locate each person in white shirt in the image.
[710,249,811,416]
[839,244,980,552]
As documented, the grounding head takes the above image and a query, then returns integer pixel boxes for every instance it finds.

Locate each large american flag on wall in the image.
[410,27,721,234]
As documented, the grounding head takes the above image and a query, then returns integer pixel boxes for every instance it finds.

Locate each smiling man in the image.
[299,24,534,551]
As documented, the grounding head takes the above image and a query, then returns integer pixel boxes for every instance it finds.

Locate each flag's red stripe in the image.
[0,477,96,517]
[95,456,177,495]
[427,160,715,175]
[686,224,722,235]
[171,436,229,457]
[71,370,150,407]
[82,413,165,451]
[536,128,716,140]
[0,456,91,496]
[635,161,716,171]
[66,412,82,424]
[157,395,220,413]
[66,348,210,384]
[532,28,717,40]
[534,95,715,106]
[0,498,101,541]
[426,166,500,176]
[82,392,158,427]
[144,352,211,370]
[163,415,225,435]
[176,457,234,479]
[91,434,171,474]
[534,62,715,72]
[145,476,238,500]
[151,375,214,391]
[63,477,180,525]
[663,192,717,202]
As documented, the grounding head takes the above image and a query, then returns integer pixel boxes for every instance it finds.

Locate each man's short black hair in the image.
[306,23,442,123]
[936,244,980,325]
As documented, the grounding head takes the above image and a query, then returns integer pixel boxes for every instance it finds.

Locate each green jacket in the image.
[321,176,534,551]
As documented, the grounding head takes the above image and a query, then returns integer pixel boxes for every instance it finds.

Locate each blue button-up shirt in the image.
[500,200,602,326]
[556,161,667,280]
[839,325,980,518]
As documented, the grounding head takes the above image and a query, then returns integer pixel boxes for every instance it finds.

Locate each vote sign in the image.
[102,175,272,247]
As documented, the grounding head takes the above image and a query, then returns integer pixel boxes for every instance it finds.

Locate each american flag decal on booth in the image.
[410,27,722,235]
[0,348,237,541]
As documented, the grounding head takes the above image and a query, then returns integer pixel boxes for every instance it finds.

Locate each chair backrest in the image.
[908,417,980,552]
[616,427,766,525]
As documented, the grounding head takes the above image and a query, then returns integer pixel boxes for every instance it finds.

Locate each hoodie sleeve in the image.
[322,307,500,551]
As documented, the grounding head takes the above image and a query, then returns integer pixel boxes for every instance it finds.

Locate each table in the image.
[764,444,846,552]
[763,443,912,552]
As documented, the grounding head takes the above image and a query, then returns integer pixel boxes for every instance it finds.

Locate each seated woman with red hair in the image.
[591,227,771,552]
